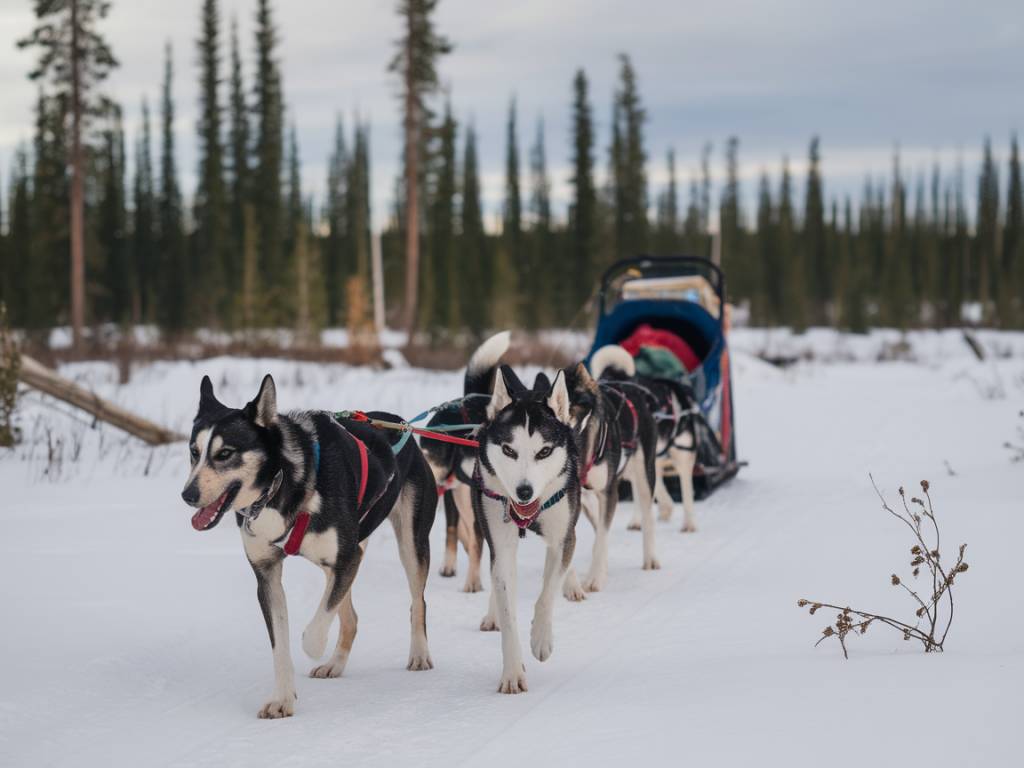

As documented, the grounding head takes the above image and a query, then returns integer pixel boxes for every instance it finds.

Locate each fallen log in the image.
[18,354,186,446]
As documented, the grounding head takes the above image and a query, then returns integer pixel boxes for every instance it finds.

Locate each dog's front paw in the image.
[530,621,553,662]
[407,652,434,671]
[643,556,661,571]
[257,694,296,719]
[562,581,586,602]
[480,613,499,631]
[582,573,606,593]
[658,505,673,522]
[302,624,329,660]
[462,577,483,593]
[439,564,456,578]
[309,656,348,679]
[626,518,642,531]
[497,667,528,694]
[681,521,697,533]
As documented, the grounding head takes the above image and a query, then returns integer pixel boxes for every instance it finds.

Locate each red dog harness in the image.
[281,432,369,557]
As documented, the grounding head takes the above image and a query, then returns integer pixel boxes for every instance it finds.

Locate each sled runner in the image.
[589,256,741,499]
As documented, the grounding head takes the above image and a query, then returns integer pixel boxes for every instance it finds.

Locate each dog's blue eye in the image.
[535,446,553,460]
[190,446,199,461]
[501,444,518,459]
[215,448,234,461]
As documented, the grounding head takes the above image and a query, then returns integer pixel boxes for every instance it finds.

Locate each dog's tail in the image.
[464,331,511,396]
[590,344,636,380]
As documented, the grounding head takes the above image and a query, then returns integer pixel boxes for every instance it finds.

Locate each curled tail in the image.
[464,331,511,397]
[590,344,636,380]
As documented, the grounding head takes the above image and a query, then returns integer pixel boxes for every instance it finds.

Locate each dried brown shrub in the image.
[798,477,969,659]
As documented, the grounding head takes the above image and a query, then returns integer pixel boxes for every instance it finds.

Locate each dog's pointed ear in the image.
[247,374,277,427]
[547,370,571,425]
[487,367,513,420]
[575,361,597,391]
[197,375,220,415]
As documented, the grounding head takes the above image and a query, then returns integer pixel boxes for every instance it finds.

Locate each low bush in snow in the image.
[799,478,969,658]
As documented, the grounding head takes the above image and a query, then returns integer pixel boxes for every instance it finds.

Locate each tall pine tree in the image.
[157,43,187,333]
[611,53,647,258]
[460,123,488,335]
[19,0,118,348]
[227,14,249,325]
[804,137,828,323]
[195,0,228,325]
[503,97,524,324]
[252,0,285,324]
[528,118,553,326]
[323,115,348,325]
[132,98,156,323]
[567,69,597,313]
[1001,135,1022,327]
[975,138,999,323]
[389,0,451,338]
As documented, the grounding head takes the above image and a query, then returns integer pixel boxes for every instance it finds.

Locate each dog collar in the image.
[472,462,568,538]
[238,469,284,526]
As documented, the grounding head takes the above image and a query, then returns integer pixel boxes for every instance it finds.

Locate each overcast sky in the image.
[1,0,1022,229]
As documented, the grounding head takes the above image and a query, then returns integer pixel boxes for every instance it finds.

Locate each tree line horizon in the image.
[1,0,1021,349]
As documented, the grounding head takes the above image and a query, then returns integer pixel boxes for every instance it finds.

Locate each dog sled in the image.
[589,256,741,499]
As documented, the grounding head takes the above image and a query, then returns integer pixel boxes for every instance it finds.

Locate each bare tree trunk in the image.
[401,29,419,343]
[69,0,86,355]
[19,354,185,445]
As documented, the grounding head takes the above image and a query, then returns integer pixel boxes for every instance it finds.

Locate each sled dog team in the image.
[181,331,700,717]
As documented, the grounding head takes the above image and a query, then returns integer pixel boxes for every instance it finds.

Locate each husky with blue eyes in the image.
[472,365,581,694]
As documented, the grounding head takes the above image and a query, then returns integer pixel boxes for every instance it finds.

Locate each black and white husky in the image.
[420,331,511,593]
[559,347,660,596]
[472,365,580,693]
[181,375,437,718]
[590,346,699,533]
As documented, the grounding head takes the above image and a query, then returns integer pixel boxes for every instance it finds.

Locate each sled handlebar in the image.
[597,255,727,322]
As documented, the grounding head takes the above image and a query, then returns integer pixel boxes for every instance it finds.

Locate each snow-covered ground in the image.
[1,334,1022,767]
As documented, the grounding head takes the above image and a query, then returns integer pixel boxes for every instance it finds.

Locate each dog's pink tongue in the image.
[191,493,226,531]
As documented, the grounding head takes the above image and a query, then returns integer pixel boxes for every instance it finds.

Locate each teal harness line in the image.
[337,393,491,456]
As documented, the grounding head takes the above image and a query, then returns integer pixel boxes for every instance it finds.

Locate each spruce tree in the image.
[252,0,285,324]
[227,15,249,323]
[97,107,128,323]
[567,69,596,313]
[803,137,828,323]
[157,43,187,333]
[654,149,679,255]
[754,172,774,324]
[347,122,372,288]
[503,97,524,322]
[777,158,805,331]
[132,98,156,323]
[528,118,553,326]
[323,115,348,325]
[720,137,743,300]
[195,0,228,325]
[1001,135,1022,327]
[30,89,68,331]
[19,0,118,348]
[389,0,451,338]
[611,53,648,258]
[426,102,458,333]
[682,176,703,256]
[975,138,999,323]
[460,123,488,335]
[7,149,32,327]
[882,153,912,329]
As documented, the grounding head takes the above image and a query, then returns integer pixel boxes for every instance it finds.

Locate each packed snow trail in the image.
[1,348,1021,767]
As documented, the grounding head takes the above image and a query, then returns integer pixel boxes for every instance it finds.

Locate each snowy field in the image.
[1,331,1022,767]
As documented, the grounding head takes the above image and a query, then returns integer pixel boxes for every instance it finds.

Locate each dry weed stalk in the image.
[1006,411,1024,463]
[798,477,968,659]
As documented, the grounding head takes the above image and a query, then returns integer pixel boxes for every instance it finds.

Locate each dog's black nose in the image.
[181,482,200,505]
[515,483,533,503]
